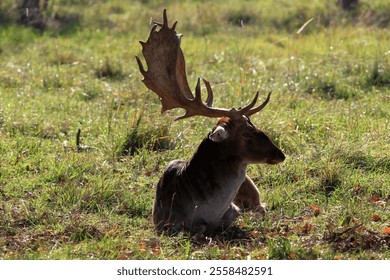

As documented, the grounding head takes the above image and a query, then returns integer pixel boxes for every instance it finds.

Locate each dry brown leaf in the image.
[152,247,161,255]
[239,222,247,228]
[139,243,147,251]
[249,230,260,238]
[357,225,367,232]
[301,223,313,234]
[370,195,381,203]
[310,204,321,216]
[292,177,300,183]
[149,241,159,249]
[352,217,360,224]
[371,215,381,222]
[22,149,29,157]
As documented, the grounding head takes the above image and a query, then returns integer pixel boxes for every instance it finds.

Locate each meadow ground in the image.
[0,0,389,259]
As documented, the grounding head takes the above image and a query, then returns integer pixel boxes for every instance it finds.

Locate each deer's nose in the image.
[276,149,286,162]
[268,149,285,164]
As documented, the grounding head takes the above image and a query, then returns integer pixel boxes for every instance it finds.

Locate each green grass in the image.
[0,0,389,260]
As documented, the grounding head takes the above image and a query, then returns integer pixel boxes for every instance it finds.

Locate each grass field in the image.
[0,0,389,260]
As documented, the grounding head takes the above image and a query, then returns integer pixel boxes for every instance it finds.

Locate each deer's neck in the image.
[186,138,247,191]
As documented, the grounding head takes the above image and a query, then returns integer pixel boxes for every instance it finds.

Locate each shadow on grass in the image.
[343,151,390,173]
[0,7,12,26]
[324,222,390,253]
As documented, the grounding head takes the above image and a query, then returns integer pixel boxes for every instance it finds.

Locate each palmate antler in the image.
[136,9,271,120]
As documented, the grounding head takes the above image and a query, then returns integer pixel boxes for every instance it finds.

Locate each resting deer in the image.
[136,10,285,234]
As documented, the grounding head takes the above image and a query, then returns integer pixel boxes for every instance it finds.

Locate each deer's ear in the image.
[209,125,229,142]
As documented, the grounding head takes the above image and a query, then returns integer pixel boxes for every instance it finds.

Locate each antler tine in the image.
[202,79,213,107]
[153,9,172,29]
[195,78,202,105]
[163,8,168,26]
[149,24,158,36]
[242,91,272,117]
[135,55,146,76]
[172,21,178,31]
[239,92,259,114]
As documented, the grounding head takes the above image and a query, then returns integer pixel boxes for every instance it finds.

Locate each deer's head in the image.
[209,116,285,164]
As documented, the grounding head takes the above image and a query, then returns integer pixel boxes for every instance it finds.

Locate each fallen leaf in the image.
[239,222,247,228]
[292,177,300,183]
[289,252,296,260]
[148,239,160,249]
[22,149,29,157]
[371,215,381,222]
[152,247,161,255]
[334,255,343,260]
[352,217,360,224]
[383,227,390,234]
[301,223,313,234]
[139,243,147,251]
[370,195,381,203]
[310,204,321,216]
[249,230,260,238]
[357,225,366,232]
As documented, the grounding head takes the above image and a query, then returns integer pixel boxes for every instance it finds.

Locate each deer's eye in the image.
[242,132,252,138]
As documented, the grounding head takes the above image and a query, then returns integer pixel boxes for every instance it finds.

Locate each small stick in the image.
[331,223,364,240]
[76,128,81,152]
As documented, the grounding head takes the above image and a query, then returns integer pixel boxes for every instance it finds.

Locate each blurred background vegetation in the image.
[1,0,389,34]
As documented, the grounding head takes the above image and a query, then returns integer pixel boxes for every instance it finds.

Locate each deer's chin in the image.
[266,159,283,165]
[266,156,286,165]
[245,154,286,165]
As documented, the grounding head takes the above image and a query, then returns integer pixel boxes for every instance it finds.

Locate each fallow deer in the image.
[136,10,285,234]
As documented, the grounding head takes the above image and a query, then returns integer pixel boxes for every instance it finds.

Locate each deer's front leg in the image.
[233,175,265,214]
[220,203,241,230]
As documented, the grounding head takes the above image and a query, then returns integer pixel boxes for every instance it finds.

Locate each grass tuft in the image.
[95,58,127,81]
[267,236,293,260]
[366,61,390,87]
[118,113,174,156]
